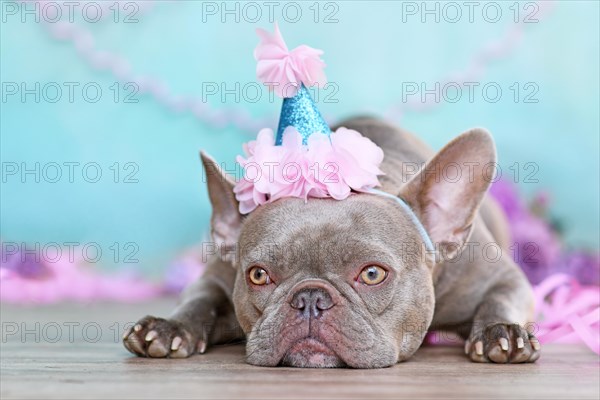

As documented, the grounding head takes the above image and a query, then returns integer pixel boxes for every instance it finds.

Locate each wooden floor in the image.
[1,299,599,400]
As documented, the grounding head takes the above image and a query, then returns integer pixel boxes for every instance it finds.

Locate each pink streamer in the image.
[0,255,160,303]
[534,274,600,354]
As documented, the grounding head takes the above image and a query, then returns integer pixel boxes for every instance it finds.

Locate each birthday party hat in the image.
[233,23,384,214]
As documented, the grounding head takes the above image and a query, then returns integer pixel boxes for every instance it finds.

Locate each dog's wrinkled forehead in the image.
[237,194,422,273]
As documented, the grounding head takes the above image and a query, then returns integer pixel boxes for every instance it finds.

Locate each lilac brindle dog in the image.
[123,117,540,367]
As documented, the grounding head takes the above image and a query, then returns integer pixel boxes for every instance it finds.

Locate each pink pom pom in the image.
[254,23,327,98]
[233,127,384,213]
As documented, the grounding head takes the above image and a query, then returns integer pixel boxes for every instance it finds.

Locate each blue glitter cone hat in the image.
[276,84,331,145]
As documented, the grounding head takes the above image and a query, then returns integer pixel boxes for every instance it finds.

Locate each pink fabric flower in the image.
[255,23,327,98]
[233,127,384,214]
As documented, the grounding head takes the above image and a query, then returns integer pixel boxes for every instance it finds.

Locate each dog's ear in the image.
[399,128,496,261]
[200,151,242,262]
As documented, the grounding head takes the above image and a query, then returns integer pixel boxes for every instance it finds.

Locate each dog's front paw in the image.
[465,323,540,363]
[123,316,198,358]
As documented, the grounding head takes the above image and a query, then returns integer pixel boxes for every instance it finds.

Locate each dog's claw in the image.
[171,336,182,351]
[134,324,142,332]
[145,330,158,342]
[198,340,207,354]
[126,333,145,355]
[464,339,470,355]
[499,337,509,351]
[516,337,524,349]
[122,326,133,340]
[475,341,484,355]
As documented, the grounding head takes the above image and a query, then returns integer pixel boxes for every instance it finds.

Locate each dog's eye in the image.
[248,266,271,285]
[359,265,387,285]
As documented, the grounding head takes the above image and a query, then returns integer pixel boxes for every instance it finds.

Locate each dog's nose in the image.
[290,288,334,318]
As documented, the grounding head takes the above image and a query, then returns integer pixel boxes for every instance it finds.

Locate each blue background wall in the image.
[2,1,599,275]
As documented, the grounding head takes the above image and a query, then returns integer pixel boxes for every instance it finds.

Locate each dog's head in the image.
[200,128,495,368]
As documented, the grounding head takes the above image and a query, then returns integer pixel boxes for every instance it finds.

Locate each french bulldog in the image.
[123,117,540,367]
